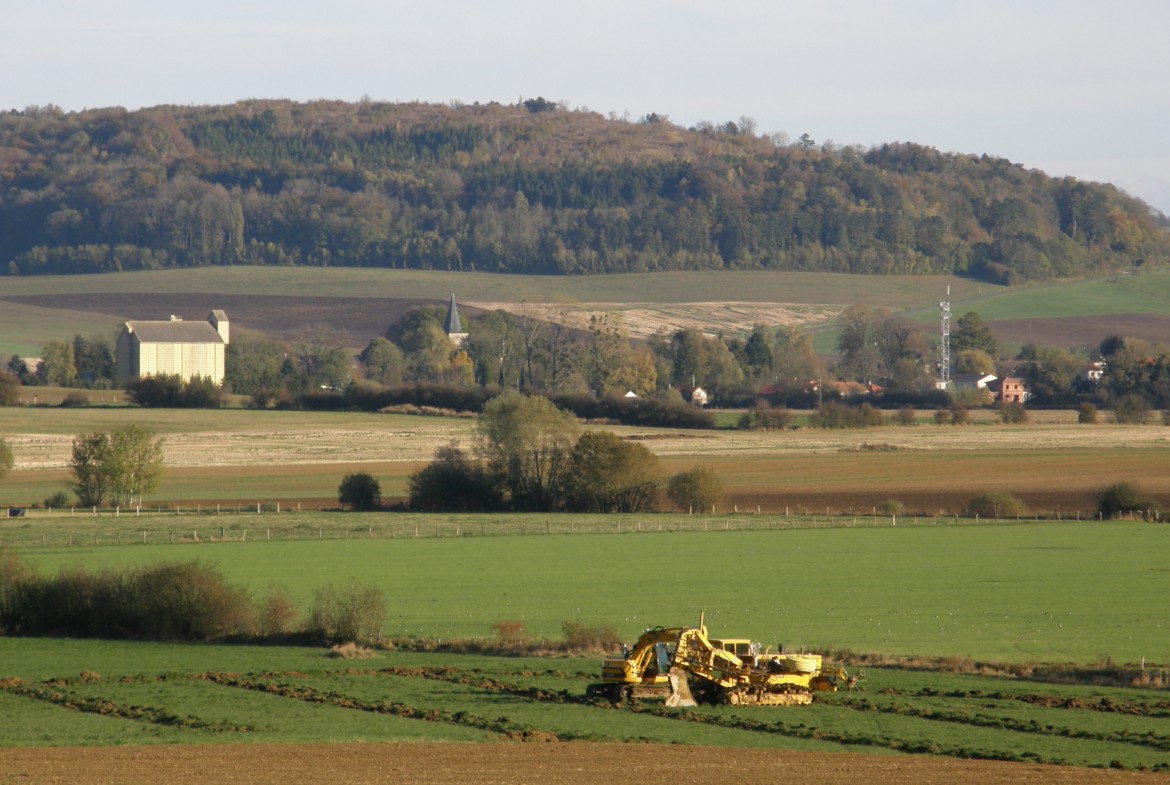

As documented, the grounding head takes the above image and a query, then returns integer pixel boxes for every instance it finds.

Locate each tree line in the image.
[2,100,1165,281]
[8,296,1170,418]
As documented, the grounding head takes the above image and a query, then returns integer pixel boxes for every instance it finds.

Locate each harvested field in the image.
[0,742,1150,785]
[471,300,843,340]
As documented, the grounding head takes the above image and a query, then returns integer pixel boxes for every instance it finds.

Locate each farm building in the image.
[115,310,230,386]
[987,376,1029,403]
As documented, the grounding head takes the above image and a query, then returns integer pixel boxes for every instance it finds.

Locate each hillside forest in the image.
[2,99,1167,281]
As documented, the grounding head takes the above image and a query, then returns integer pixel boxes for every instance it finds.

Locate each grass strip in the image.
[0,677,253,734]
[200,672,564,741]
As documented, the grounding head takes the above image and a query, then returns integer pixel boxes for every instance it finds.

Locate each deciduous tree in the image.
[69,425,164,507]
[476,391,579,511]
[562,431,659,513]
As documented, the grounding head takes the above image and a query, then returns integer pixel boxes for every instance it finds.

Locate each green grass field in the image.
[3,517,1170,768]
[9,520,1168,664]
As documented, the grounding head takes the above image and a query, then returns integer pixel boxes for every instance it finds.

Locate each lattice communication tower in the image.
[938,286,951,389]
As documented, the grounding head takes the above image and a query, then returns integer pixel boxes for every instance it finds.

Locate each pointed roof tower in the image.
[443,293,468,346]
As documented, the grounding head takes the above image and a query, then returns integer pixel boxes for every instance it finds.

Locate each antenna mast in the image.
[938,286,951,390]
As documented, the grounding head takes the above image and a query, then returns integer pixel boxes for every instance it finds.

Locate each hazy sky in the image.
[4,0,1168,213]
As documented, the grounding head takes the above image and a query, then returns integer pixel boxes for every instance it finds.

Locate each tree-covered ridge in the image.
[2,99,1166,279]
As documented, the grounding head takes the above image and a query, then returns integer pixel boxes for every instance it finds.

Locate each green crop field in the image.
[4,510,1170,769]
[9,520,1169,664]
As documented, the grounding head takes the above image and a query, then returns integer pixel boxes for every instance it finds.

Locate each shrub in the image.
[257,586,298,637]
[491,620,526,641]
[59,391,89,407]
[895,407,916,426]
[43,491,71,509]
[998,402,1028,424]
[1096,482,1159,519]
[666,466,724,513]
[562,620,621,651]
[809,401,883,429]
[1113,394,1151,424]
[950,405,970,425]
[1078,403,1098,424]
[877,499,905,516]
[965,492,1029,519]
[742,406,793,430]
[248,386,276,409]
[306,582,386,644]
[408,444,503,512]
[0,559,255,641]
[0,370,20,405]
[338,472,381,511]
[933,408,951,425]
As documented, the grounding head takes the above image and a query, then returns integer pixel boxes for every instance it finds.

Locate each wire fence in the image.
[0,504,1143,550]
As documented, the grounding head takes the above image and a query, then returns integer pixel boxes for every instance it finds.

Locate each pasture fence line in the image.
[1,507,1145,550]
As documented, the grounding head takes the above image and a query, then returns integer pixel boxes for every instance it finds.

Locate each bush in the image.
[338,472,381,511]
[998,402,1028,424]
[877,499,905,516]
[0,559,254,641]
[307,582,386,644]
[895,407,916,426]
[1096,482,1159,519]
[0,370,22,406]
[1078,403,1098,424]
[491,620,526,641]
[741,406,793,430]
[1113,394,1151,424]
[666,466,725,513]
[965,492,1029,519]
[127,374,224,408]
[59,391,89,407]
[43,491,71,509]
[257,586,299,637]
[408,444,503,512]
[933,408,951,425]
[809,401,884,428]
[562,620,620,651]
[950,405,970,425]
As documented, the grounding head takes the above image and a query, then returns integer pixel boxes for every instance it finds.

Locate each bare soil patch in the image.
[0,742,1148,785]
[990,314,1170,350]
[1,293,487,349]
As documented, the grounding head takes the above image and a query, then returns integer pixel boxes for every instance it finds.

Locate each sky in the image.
[3,0,1169,214]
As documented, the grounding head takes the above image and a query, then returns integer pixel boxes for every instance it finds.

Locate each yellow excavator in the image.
[586,614,853,706]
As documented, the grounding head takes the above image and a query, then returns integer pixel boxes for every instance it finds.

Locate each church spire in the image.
[443,293,468,346]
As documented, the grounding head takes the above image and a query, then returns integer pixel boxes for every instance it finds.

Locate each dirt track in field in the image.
[0,742,1151,785]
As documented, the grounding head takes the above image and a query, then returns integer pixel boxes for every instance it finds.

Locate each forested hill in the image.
[2,99,1167,281]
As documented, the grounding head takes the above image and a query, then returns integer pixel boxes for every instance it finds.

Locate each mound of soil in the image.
[0,742,1147,785]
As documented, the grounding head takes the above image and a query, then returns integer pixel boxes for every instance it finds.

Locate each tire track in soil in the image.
[199,672,564,742]
[0,677,254,734]
[358,665,1170,770]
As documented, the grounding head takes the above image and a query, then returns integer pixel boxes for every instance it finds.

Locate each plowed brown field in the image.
[0,742,1151,785]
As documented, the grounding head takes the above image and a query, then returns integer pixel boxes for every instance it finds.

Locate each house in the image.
[443,293,468,346]
[1079,361,1106,383]
[116,310,229,386]
[987,376,1029,403]
[679,385,708,406]
[951,373,997,392]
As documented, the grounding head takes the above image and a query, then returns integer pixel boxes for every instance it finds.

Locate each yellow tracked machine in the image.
[586,614,852,706]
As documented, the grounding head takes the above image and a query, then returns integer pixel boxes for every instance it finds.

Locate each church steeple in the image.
[443,293,468,346]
